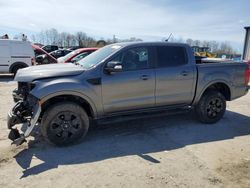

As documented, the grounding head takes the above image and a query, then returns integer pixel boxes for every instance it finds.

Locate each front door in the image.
[102,46,155,114]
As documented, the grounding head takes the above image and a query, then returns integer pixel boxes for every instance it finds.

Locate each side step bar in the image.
[97,107,192,125]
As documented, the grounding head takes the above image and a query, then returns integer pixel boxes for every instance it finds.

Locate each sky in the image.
[0,0,249,52]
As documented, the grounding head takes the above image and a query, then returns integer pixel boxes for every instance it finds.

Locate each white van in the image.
[0,39,35,74]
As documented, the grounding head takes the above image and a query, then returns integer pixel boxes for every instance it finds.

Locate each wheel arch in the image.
[39,92,98,119]
[195,81,231,104]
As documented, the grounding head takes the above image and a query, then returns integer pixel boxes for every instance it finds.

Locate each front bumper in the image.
[7,101,41,146]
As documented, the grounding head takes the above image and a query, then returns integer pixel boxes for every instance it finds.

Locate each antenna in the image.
[165,33,173,42]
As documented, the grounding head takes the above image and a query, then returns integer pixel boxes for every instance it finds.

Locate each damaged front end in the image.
[7,82,41,146]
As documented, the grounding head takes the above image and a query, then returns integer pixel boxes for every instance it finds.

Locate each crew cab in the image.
[7,42,249,146]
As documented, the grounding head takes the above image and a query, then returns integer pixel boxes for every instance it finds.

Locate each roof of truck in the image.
[113,41,189,48]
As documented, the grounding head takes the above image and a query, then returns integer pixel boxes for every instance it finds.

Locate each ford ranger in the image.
[7,42,250,146]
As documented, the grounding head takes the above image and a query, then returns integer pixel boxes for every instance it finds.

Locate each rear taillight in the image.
[245,66,250,86]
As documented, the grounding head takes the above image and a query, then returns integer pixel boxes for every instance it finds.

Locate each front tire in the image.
[195,90,226,124]
[41,102,89,146]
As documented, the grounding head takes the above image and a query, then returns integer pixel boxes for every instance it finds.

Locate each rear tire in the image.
[41,102,89,146]
[195,90,226,124]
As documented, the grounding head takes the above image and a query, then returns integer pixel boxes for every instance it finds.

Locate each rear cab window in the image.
[156,46,188,68]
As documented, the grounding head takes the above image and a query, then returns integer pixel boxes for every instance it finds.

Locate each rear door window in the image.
[156,46,187,67]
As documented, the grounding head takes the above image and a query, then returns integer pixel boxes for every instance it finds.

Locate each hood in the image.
[15,63,84,82]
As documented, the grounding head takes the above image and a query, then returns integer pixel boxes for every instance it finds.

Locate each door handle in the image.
[181,71,189,76]
[140,75,150,80]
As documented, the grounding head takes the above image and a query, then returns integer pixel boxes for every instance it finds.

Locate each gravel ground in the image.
[0,75,250,188]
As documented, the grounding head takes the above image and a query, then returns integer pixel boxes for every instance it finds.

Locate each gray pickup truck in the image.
[7,42,250,146]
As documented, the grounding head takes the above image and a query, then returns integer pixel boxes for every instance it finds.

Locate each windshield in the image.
[78,45,122,69]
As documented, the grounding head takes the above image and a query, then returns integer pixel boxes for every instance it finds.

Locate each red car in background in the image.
[57,48,98,63]
[32,44,58,64]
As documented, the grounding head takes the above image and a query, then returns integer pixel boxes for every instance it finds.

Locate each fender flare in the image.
[194,80,232,104]
[38,91,98,118]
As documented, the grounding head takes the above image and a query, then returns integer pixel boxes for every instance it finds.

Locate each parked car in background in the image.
[57,48,98,63]
[33,43,43,48]
[50,49,72,59]
[32,45,57,64]
[0,39,35,75]
[42,45,59,53]
[69,51,95,64]
[68,46,82,51]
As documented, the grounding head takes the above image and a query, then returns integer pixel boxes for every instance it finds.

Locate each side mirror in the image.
[105,61,122,73]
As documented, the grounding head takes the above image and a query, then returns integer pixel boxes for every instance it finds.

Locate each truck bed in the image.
[195,56,234,64]
[194,61,248,103]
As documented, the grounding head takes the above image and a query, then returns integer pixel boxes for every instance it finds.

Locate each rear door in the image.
[0,43,11,72]
[155,45,196,106]
[102,46,156,113]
